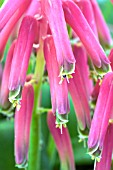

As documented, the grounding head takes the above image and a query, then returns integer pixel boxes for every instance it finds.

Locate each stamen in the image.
[60,124,63,134]
[58,63,75,84]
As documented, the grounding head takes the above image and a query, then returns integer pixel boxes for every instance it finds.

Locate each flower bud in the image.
[88,73,113,160]
[47,111,75,170]
[8,16,37,107]
[14,84,34,168]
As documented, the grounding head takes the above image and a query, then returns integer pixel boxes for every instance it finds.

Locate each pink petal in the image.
[68,68,91,131]
[73,45,93,100]
[14,84,34,166]
[75,0,98,37]
[47,111,75,170]
[0,40,16,106]
[41,0,75,66]
[88,73,113,150]
[26,0,41,17]
[44,35,69,114]
[9,16,37,91]
[62,0,110,68]
[96,124,113,170]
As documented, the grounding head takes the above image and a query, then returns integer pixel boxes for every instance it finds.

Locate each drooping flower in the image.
[75,0,98,37]
[95,124,113,170]
[73,44,93,100]
[62,0,110,71]
[0,0,113,170]
[8,16,37,105]
[44,35,69,129]
[68,45,91,139]
[88,72,113,161]
[41,0,75,78]
[47,111,75,170]
[14,84,34,168]
[0,40,16,107]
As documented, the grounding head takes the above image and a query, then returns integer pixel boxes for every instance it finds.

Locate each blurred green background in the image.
[0,0,113,170]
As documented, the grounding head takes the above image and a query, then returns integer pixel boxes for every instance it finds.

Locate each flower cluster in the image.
[0,0,113,170]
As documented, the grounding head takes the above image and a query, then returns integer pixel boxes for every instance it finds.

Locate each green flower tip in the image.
[88,145,102,162]
[78,126,89,145]
[15,158,28,169]
[9,86,22,110]
[59,63,75,84]
[95,63,112,77]
[55,112,69,134]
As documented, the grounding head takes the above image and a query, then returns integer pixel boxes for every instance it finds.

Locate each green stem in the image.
[28,44,45,170]
[61,161,69,170]
[37,107,51,114]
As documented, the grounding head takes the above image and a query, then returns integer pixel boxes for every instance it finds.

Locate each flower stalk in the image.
[28,42,45,170]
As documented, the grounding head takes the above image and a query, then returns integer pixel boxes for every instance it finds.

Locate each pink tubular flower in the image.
[0,40,16,107]
[68,45,91,138]
[41,0,75,76]
[14,84,34,168]
[75,0,98,37]
[68,75,91,135]
[0,0,32,60]
[95,124,113,170]
[88,73,113,160]
[47,111,75,170]
[91,0,113,46]
[44,35,69,115]
[73,45,93,100]
[8,16,37,92]
[62,0,110,69]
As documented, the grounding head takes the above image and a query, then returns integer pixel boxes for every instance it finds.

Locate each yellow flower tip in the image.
[78,139,82,143]
[90,153,101,162]
[96,157,101,163]
[91,156,95,160]
[12,100,21,111]
[56,124,59,128]
[99,78,103,86]
[55,123,63,134]
[59,73,74,84]
[55,121,67,134]
[16,103,21,111]
[12,102,17,108]
[76,41,82,47]
[63,124,67,128]
[109,119,113,124]
[58,63,75,84]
